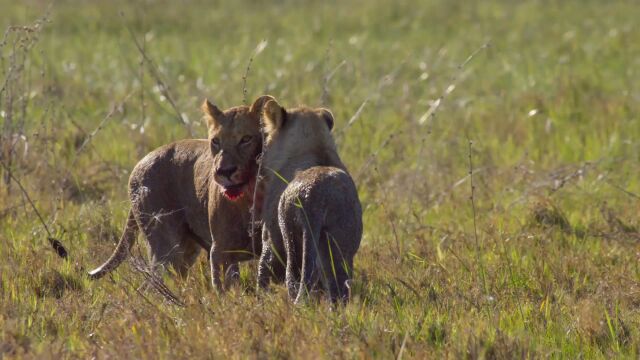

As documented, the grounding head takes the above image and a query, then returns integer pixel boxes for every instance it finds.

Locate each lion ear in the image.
[201,99,223,129]
[319,108,334,131]
[263,99,285,133]
[250,95,276,114]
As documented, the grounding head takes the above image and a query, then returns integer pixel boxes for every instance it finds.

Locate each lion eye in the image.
[211,138,221,151]
[239,135,252,146]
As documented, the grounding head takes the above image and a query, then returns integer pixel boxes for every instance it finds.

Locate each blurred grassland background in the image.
[0,0,639,358]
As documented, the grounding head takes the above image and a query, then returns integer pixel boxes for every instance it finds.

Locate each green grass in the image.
[1,0,639,358]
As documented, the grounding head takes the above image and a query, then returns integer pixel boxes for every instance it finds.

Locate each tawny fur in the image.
[88,95,274,290]
[257,100,363,303]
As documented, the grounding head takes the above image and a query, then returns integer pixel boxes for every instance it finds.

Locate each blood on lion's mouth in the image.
[222,182,248,201]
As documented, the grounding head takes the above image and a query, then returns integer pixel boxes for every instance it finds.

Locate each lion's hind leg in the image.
[173,232,202,277]
[317,231,353,304]
[136,207,198,277]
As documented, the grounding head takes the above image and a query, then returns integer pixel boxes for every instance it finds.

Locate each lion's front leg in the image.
[209,249,225,292]
[257,225,287,290]
[210,246,241,292]
[257,226,274,290]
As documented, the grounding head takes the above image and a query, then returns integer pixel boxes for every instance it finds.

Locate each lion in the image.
[256,99,363,303]
[88,95,275,290]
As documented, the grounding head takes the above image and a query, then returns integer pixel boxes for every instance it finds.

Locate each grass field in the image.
[1,0,639,358]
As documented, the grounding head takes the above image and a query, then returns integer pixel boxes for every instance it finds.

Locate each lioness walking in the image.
[89,95,274,290]
[257,99,363,303]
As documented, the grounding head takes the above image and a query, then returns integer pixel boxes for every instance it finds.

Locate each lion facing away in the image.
[88,95,274,290]
[257,99,363,303]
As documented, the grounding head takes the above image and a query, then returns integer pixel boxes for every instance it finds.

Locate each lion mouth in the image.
[221,182,248,201]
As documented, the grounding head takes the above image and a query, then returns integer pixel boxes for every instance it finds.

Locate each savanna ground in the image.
[1,0,639,358]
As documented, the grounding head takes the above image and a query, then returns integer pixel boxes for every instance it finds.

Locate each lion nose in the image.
[216,165,238,179]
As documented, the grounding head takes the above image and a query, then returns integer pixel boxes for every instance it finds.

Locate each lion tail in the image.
[88,208,138,280]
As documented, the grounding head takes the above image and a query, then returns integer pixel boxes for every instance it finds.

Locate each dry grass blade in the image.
[128,255,185,307]
[418,42,490,126]
[119,12,192,136]
[334,98,368,142]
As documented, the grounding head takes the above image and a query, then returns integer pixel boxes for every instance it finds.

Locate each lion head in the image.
[261,99,336,164]
[201,95,274,200]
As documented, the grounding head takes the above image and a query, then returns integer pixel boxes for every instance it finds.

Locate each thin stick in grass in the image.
[374,165,402,263]
[498,231,526,325]
[320,39,346,106]
[139,33,146,128]
[242,39,268,105]
[355,130,401,182]
[242,42,269,267]
[0,159,67,259]
[467,137,488,296]
[242,57,254,106]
